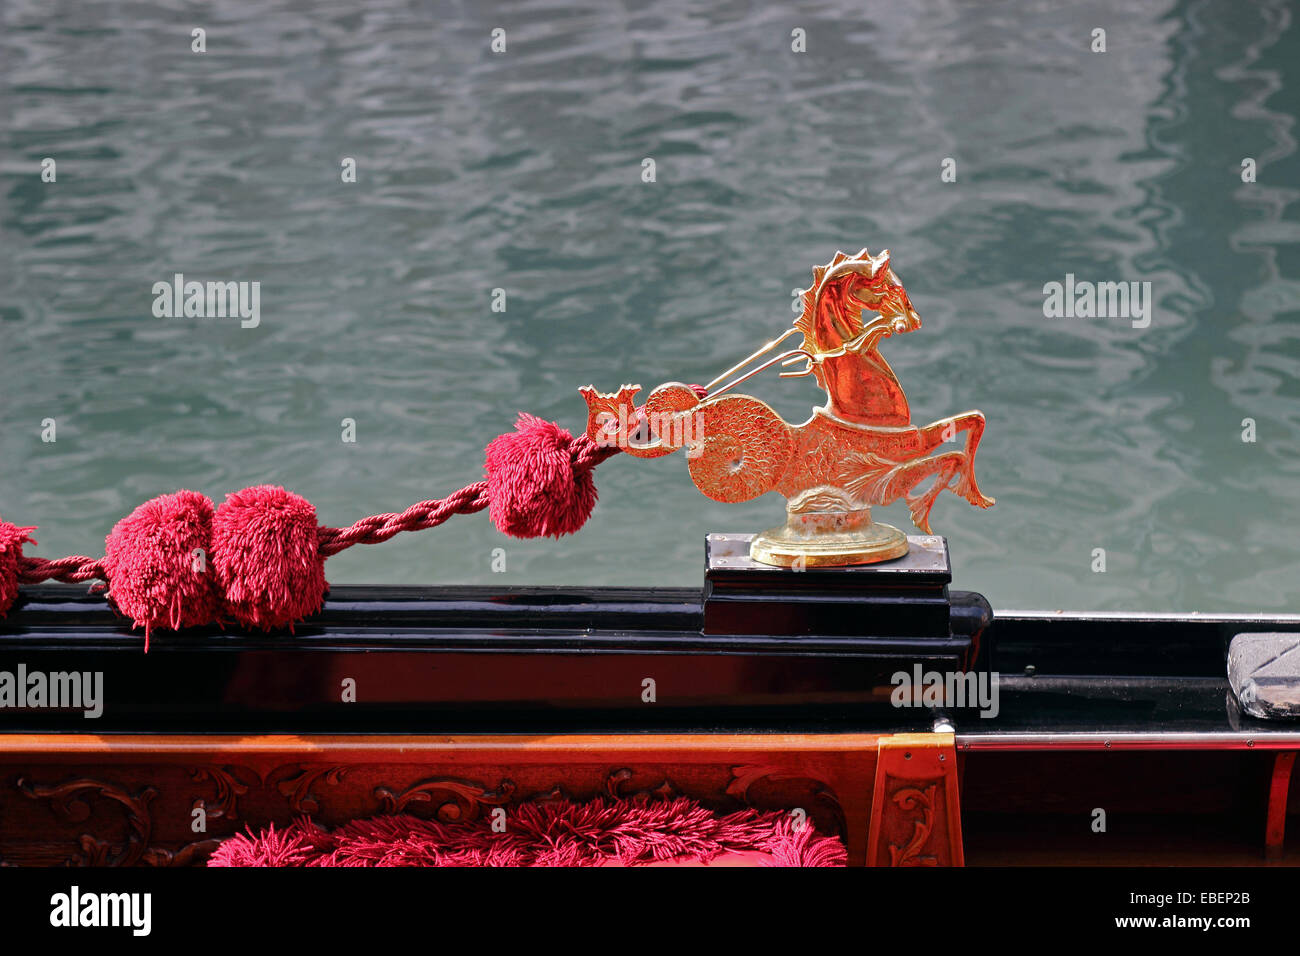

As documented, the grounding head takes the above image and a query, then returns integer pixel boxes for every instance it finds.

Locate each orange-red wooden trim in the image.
[0,732,883,757]
[866,732,963,866]
[1265,750,1297,863]
[0,731,888,866]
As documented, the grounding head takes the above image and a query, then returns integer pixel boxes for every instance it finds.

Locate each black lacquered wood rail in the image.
[0,583,1296,736]
[0,583,985,733]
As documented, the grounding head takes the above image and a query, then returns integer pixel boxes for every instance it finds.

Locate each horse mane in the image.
[794,248,880,351]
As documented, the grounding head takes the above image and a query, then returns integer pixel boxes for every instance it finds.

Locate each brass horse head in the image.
[795,247,920,356]
[787,248,922,427]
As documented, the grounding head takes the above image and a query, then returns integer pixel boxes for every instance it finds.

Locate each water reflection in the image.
[0,0,1295,612]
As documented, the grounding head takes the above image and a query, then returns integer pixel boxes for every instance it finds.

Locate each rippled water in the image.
[1,0,1298,612]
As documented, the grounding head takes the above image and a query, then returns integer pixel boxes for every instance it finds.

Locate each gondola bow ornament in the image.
[0,247,992,646]
[580,249,994,567]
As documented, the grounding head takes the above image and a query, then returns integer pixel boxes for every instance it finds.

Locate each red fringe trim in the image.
[208,795,845,868]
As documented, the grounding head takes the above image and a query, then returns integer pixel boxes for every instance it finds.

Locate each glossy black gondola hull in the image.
[2,578,1300,735]
[4,583,1300,868]
[0,582,993,733]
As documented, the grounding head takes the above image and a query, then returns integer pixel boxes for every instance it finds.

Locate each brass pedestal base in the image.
[749,505,909,568]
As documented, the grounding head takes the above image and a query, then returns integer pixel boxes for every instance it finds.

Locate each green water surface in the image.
[2,0,1298,612]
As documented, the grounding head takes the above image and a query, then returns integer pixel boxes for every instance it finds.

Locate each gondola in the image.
[1,249,1295,868]
[1,543,1297,867]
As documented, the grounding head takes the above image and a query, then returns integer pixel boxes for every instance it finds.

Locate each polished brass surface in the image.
[750,496,909,568]
[582,249,994,567]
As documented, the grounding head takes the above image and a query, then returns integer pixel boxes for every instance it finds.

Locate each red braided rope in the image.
[11,424,634,582]
[317,481,491,556]
[317,435,620,557]
[19,555,106,585]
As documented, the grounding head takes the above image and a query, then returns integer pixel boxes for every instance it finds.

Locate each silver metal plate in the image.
[1228,632,1300,720]
[706,532,950,574]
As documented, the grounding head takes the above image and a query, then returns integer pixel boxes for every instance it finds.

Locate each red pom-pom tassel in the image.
[484,414,598,538]
[212,485,327,631]
[102,490,220,649]
[5,407,626,641]
[0,518,36,619]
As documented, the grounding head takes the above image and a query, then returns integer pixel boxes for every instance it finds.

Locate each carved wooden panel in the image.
[866,733,963,866]
[0,733,890,866]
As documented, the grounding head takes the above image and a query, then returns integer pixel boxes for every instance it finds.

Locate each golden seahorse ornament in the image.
[581,249,994,567]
